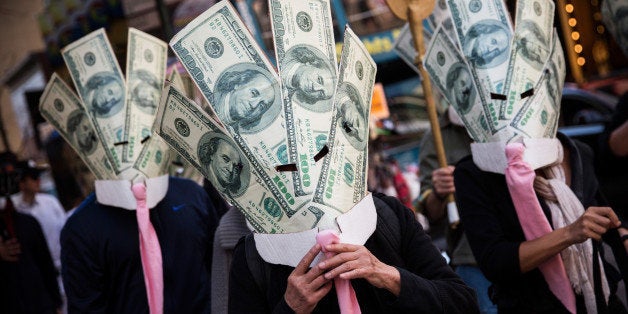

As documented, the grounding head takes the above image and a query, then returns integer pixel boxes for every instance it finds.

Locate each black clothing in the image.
[0,212,62,314]
[61,177,218,313]
[229,193,479,313]
[454,134,627,313]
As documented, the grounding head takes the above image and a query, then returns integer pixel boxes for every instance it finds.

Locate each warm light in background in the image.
[565,4,574,13]
[575,44,583,53]
[571,31,580,40]
[596,25,605,34]
[577,57,586,66]
[569,18,577,27]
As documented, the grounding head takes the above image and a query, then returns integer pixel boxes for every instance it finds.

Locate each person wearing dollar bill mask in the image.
[67,110,97,155]
[85,72,124,118]
[199,136,243,195]
[130,70,161,114]
[446,64,475,114]
[214,68,276,132]
[464,22,510,68]
[283,46,336,106]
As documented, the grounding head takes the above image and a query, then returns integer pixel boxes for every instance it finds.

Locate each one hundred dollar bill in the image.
[602,0,628,57]
[270,0,337,198]
[39,73,117,180]
[312,27,376,215]
[501,0,554,120]
[61,28,127,171]
[510,30,565,138]
[447,0,513,132]
[133,135,171,179]
[427,0,457,43]
[424,26,490,142]
[170,1,307,216]
[167,70,205,182]
[124,28,168,165]
[510,31,566,138]
[154,85,325,232]
[392,23,431,76]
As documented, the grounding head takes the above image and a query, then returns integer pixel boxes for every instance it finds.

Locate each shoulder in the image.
[62,194,98,232]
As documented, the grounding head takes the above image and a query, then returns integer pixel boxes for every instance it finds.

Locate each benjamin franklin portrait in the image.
[446,62,476,114]
[463,20,511,68]
[335,82,367,151]
[282,46,336,112]
[213,64,281,134]
[85,71,125,118]
[67,110,98,155]
[197,132,250,197]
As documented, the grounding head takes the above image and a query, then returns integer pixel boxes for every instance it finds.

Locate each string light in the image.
[569,18,577,27]
[575,44,583,53]
[565,4,574,13]
[571,31,580,40]
[577,57,586,66]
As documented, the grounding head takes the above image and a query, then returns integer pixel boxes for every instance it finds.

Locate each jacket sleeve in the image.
[61,221,107,314]
[228,238,295,314]
[374,193,480,313]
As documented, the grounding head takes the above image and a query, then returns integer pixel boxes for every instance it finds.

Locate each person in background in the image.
[0,153,62,314]
[417,106,496,314]
[12,161,67,285]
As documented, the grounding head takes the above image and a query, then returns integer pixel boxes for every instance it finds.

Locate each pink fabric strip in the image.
[504,143,575,314]
[316,230,361,314]
[132,183,164,314]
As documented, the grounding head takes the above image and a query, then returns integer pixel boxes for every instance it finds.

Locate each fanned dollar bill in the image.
[167,70,205,181]
[133,135,171,179]
[154,86,324,232]
[124,28,168,164]
[170,1,307,215]
[61,28,127,171]
[501,0,554,120]
[427,0,457,42]
[270,0,337,197]
[392,23,432,77]
[39,73,117,180]
[510,30,565,138]
[312,27,375,215]
[447,0,513,133]
[424,26,489,142]
[602,0,628,56]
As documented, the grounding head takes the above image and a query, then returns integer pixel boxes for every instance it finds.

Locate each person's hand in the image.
[284,244,332,314]
[0,237,21,262]
[318,243,400,296]
[618,227,628,254]
[565,207,621,244]
[432,166,455,199]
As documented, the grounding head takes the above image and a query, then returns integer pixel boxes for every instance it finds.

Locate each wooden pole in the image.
[386,0,459,227]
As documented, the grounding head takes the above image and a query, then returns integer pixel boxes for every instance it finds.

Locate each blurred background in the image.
[0,0,626,215]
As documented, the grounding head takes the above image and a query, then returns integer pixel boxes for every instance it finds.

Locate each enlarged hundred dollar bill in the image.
[502,0,554,120]
[133,135,171,179]
[447,0,513,133]
[312,27,375,215]
[170,1,307,216]
[392,23,432,77]
[61,28,126,171]
[270,0,337,198]
[155,86,325,232]
[124,28,168,164]
[510,30,565,139]
[39,74,116,180]
[424,26,489,142]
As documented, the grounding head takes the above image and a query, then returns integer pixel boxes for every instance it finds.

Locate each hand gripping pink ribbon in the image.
[132,183,163,314]
[316,229,361,314]
[504,143,575,314]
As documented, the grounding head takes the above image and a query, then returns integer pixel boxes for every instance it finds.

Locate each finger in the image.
[311,281,333,300]
[324,259,359,279]
[320,251,359,272]
[295,244,322,274]
[309,272,332,289]
[590,207,621,227]
[582,220,607,239]
[324,243,359,253]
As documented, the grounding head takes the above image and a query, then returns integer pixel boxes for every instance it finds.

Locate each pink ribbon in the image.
[504,143,575,314]
[132,183,163,314]
[316,230,361,314]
